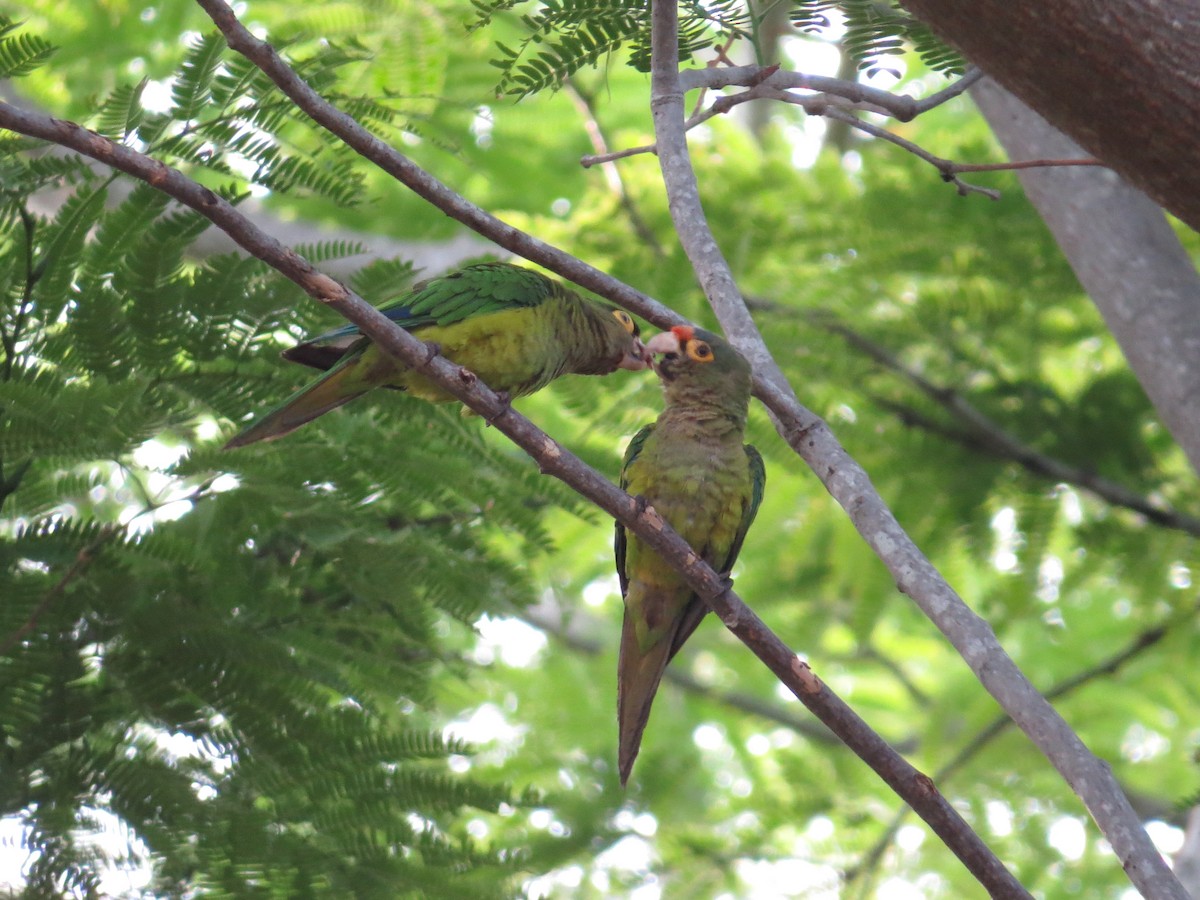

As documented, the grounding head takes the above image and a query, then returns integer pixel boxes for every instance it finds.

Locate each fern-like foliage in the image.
[68,31,427,211]
[0,16,56,79]
[473,0,962,97]
[790,0,964,75]
[0,26,566,899]
[472,0,752,96]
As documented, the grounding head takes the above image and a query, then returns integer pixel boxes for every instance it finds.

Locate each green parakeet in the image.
[225,263,649,448]
[615,324,765,785]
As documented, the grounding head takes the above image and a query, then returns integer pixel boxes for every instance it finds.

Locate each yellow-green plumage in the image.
[224,263,647,448]
[615,325,764,786]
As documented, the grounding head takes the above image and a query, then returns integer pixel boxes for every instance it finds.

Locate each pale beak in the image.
[645,331,682,355]
[618,336,651,370]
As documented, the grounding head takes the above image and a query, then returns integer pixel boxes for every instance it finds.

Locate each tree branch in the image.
[972,78,1200,485]
[0,94,1019,895]
[0,525,117,657]
[823,316,1200,537]
[678,65,923,120]
[847,603,1192,888]
[646,2,1184,897]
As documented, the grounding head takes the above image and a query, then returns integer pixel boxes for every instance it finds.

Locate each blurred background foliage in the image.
[2,0,1198,897]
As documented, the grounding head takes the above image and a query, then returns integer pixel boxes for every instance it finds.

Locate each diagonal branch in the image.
[0,525,118,656]
[679,65,924,120]
[0,94,1017,895]
[823,317,1200,536]
[646,1,1184,897]
[847,602,1194,888]
[816,103,1000,198]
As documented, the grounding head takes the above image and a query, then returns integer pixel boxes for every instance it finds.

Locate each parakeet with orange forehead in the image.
[225,263,649,448]
[614,324,765,785]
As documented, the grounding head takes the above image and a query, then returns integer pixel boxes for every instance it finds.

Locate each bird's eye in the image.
[686,340,714,363]
[612,309,637,335]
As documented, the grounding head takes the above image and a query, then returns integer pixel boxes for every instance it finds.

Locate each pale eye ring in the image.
[611,309,637,335]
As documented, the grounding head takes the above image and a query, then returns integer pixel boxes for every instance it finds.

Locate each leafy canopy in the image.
[2,3,1197,899]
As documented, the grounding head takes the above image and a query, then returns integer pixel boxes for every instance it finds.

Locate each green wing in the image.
[387,262,557,327]
[720,444,766,573]
[615,423,656,597]
[283,263,560,372]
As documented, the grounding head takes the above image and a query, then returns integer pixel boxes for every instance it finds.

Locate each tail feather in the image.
[223,358,368,449]
[617,613,676,787]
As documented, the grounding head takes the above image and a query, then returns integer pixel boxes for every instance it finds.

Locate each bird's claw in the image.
[716,571,735,593]
[422,340,442,365]
[484,390,512,426]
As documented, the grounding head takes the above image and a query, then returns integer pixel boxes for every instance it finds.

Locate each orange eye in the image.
[686,340,714,363]
[611,309,637,335]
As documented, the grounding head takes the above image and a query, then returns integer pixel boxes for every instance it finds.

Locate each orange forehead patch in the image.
[671,325,694,342]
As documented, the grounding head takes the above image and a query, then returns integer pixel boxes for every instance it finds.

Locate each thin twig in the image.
[818,104,1000,198]
[824,317,1200,536]
[580,142,657,167]
[646,2,1184,897]
[563,78,665,259]
[912,67,985,114]
[0,526,117,656]
[952,157,1102,173]
[0,98,975,879]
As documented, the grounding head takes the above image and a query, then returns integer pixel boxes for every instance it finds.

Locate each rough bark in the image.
[972,78,1200,479]
[898,0,1200,233]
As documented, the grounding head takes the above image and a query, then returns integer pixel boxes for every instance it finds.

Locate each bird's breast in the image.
[403,307,562,400]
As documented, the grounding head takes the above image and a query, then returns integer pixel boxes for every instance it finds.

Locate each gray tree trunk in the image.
[973,78,1200,479]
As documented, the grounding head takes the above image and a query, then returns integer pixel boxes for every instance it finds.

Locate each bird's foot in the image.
[422,340,442,365]
[716,570,735,593]
[484,390,512,427]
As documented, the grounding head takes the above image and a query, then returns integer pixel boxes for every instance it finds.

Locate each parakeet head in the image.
[644,325,752,414]
[594,306,651,372]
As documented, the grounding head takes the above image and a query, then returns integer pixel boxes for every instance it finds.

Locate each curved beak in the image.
[618,336,652,370]
[645,331,682,356]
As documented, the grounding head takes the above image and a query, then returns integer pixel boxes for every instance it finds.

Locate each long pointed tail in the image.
[223,357,368,449]
[616,614,676,787]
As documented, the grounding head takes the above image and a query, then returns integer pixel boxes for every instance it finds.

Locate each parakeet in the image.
[615,324,765,786]
[224,262,649,448]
